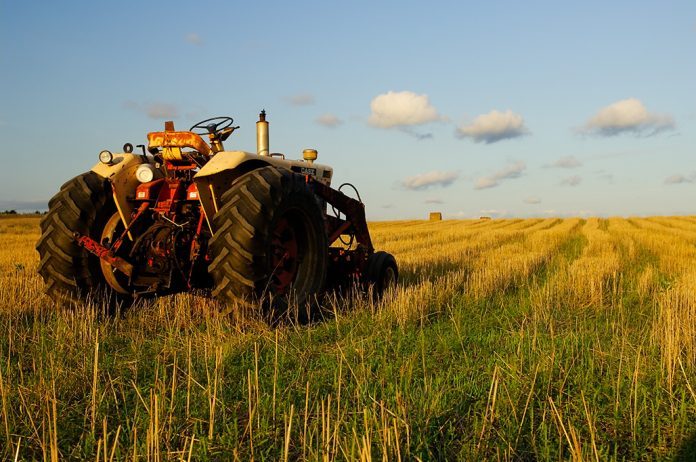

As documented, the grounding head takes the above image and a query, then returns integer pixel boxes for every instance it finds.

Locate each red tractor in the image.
[36,111,397,316]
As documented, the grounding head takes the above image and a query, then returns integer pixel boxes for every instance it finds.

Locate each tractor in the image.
[36,111,398,316]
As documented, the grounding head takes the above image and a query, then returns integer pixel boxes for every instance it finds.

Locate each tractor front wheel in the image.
[365,251,398,299]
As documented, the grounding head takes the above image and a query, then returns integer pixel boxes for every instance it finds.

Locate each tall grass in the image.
[0,216,694,460]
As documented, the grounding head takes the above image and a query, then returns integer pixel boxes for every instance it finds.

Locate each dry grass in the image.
[0,216,695,460]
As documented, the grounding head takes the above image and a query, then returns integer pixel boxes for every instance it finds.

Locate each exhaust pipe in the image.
[256,110,269,156]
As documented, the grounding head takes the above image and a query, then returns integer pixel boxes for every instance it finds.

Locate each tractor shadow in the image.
[674,431,696,461]
[397,259,470,288]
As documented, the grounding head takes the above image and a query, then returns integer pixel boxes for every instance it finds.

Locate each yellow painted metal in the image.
[90,153,163,232]
[161,146,184,161]
[147,131,212,159]
[194,150,333,232]
[303,149,318,164]
[256,111,269,156]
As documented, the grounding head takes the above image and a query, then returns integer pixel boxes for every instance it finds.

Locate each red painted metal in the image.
[269,217,299,294]
[305,176,374,253]
[110,202,150,253]
[135,178,165,201]
[74,233,134,277]
[166,163,198,171]
[327,220,353,246]
[154,179,186,214]
[186,183,199,200]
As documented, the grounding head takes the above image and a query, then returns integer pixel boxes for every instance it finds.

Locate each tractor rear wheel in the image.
[365,251,398,299]
[36,171,129,308]
[209,166,328,317]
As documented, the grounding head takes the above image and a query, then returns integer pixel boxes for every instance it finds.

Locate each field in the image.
[1,215,695,460]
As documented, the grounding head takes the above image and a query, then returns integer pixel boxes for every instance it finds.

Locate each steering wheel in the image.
[189,116,234,136]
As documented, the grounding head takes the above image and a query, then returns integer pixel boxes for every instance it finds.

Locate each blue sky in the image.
[1,0,694,219]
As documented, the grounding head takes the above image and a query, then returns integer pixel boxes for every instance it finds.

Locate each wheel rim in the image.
[99,213,130,294]
[269,216,300,294]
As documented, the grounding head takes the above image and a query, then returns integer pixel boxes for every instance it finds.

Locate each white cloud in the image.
[124,101,179,119]
[547,156,582,169]
[369,91,443,128]
[665,173,696,184]
[474,177,498,190]
[424,198,444,204]
[581,98,674,136]
[474,161,526,190]
[315,113,343,127]
[560,175,582,187]
[286,93,315,106]
[401,171,459,190]
[146,103,179,119]
[185,33,203,46]
[456,110,529,144]
[524,196,541,204]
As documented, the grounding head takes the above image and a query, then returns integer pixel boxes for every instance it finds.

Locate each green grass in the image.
[0,217,695,460]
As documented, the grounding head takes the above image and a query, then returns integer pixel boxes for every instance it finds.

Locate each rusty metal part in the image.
[98,213,131,293]
[74,232,134,278]
[147,131,212,158]
[153,179,186,214]
[135,178,166,201]
[269,216,300,294]
[110,202,150,254]
[327,220,352,245]
[306,176,374,253]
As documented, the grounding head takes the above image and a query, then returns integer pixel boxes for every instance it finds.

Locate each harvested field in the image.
[1,216,695,460]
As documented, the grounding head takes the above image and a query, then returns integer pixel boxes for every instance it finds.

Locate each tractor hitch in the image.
[73,232,134,277]
[305,175,374,253]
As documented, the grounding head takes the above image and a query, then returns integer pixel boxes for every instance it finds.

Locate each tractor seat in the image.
[147,130,212,161]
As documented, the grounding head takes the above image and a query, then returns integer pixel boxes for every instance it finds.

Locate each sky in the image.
[1,0,695,219]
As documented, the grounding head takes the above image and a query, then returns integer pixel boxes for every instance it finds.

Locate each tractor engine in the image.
[128,216,196,291]
[121,178,210,294]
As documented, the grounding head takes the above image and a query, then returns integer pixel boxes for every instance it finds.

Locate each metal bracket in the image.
[306,175,374,253]
[73,232,134,277]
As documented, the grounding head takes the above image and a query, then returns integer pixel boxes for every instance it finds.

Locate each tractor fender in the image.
[90,153,161,227]
[194,151,273,231]
[194,150,333,232]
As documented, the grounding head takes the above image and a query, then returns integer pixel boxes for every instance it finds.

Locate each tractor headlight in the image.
[99,150,113,164]
[136,164,155,183]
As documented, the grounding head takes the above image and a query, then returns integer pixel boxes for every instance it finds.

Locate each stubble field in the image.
[0,215,695,460]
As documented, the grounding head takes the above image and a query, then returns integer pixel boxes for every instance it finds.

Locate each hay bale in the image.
[429,212,442,221]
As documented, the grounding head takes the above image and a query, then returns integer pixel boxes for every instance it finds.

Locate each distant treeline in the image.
[1,210,46,215]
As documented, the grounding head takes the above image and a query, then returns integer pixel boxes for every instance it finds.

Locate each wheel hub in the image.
[269,217,299,294]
